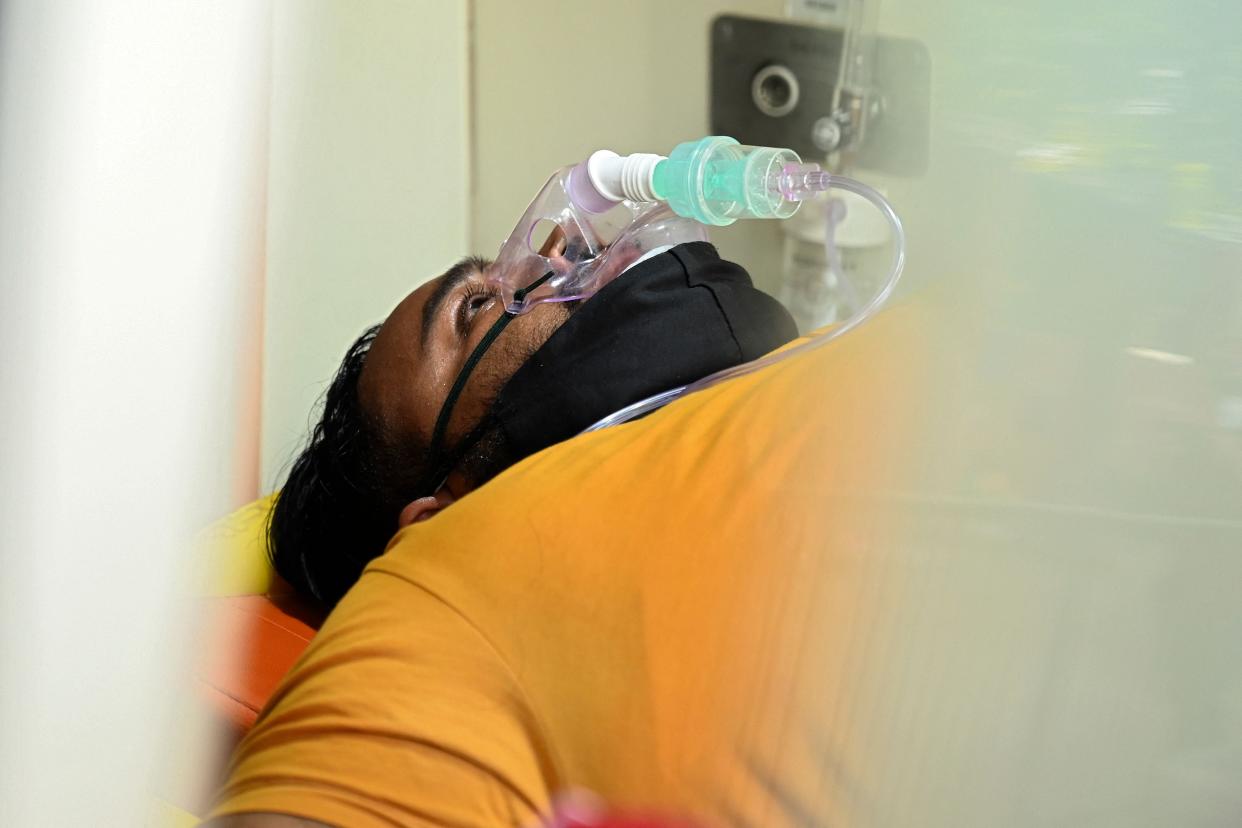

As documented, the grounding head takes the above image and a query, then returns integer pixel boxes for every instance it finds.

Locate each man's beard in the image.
[452,413,513,489]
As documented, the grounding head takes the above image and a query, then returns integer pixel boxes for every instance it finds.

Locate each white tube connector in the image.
[586,150,664,204]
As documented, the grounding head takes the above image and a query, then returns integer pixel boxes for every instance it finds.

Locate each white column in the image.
[0,2,271,823]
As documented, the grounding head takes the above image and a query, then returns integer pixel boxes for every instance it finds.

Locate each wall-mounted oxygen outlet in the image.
[711,16,845,158]
[710,14,930,176]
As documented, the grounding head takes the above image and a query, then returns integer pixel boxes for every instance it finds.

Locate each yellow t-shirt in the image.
[211,309,918,827]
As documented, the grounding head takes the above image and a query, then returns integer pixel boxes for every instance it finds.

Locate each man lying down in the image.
[267,234,797,611]
[206,229,904,826]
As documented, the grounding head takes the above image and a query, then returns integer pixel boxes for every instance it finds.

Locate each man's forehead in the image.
[357,256,490,438]
[355,278,437,420]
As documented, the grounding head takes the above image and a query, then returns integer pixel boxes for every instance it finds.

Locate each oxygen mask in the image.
[488,166,707,315]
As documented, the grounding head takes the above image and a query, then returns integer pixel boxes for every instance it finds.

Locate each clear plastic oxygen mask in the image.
[479,135,907,431]
[489,136,883,313]
[489,167,707,315]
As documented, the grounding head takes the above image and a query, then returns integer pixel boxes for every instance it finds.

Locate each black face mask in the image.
[423,241,798,491]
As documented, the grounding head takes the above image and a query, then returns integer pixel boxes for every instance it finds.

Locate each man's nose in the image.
[536,223,567,258]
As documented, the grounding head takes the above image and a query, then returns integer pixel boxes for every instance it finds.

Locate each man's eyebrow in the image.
[420,256,489,347]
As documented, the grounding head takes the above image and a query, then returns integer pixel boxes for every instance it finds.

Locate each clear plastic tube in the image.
[583,174,905,432]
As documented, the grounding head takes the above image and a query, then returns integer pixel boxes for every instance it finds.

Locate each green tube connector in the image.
[651,136,803,226]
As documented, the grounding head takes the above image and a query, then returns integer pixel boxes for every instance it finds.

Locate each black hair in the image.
[266,324,406,609]
[267,323,525,610]
[268,280,587,609]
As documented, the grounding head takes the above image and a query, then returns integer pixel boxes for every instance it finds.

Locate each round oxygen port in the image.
[751,64,800,118]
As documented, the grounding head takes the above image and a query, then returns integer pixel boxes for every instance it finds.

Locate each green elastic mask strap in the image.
[425,270,555,476]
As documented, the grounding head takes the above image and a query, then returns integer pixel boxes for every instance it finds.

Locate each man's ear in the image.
[397,489,457,528]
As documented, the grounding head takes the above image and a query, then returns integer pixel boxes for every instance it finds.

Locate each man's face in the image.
[358,251,572,500]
